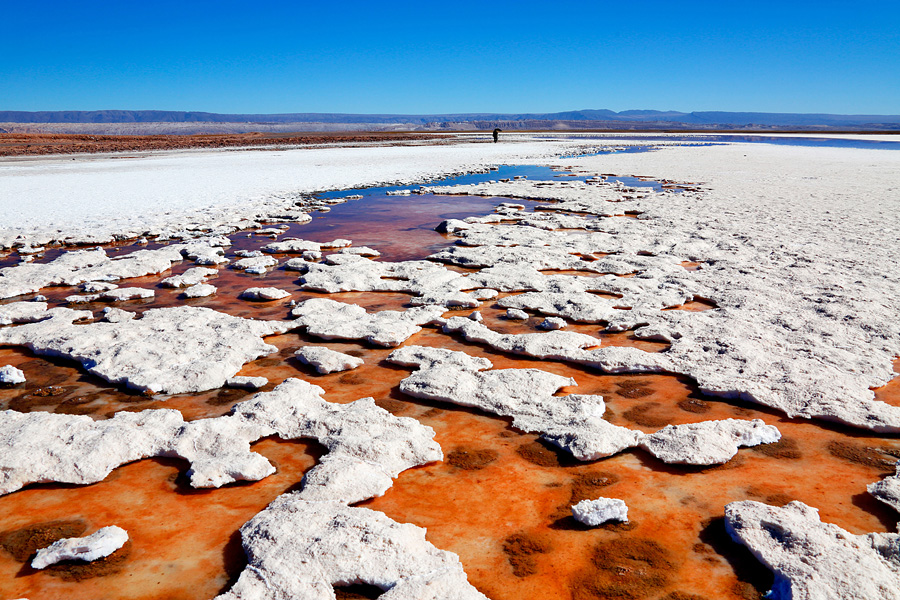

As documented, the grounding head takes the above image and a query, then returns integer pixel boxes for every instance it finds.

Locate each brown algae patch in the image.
[447,447,499,471]
[502,531,552,577]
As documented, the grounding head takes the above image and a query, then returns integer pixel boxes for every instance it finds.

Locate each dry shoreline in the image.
[0,132,449,157]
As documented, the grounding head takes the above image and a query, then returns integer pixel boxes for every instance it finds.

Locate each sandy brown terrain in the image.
[0,132,445,157]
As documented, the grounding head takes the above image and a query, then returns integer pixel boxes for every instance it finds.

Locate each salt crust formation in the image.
[571,497,629,526]
[725,500,900,600]
[227,376,269,390]
[0,305,294,394]
[31,526,129,570]
[262,238,352,253]
[413,170,900,432]
[0,242,230,300]
[183,283,217,298]
[239,287,291,301]
[161,266,218,287]
[0,378,441,503]
[296,346,364,374]
[388,346,780,464]
[0,300,49,325]
[290,298,446,347]
[0,365,26,384]
[217,498,487,600]
[66,286,155,304]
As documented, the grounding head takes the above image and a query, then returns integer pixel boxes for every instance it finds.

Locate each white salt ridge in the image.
[262,238,352,254]
[389,346,779,464]
[0,305,294,394]
[217,498,486,600]
[80,281,118,293]
[0,365,25,384]
[0,378,440,502]
[101,307,135,323]
[290,298,445,347]
[66,287,155,304]
[538,316,568,330]
[182,283,216,298]
[31,526,128,570]
[0,301,49,325]
[160,267,218,288]
[725,500,900,600]
[239,287,291,301]
[233,255,278,271]
[337,246,381,257]
[226,376,268,390]
[506,308,529,320]
[295,346,364,374]
[571,497,629,526]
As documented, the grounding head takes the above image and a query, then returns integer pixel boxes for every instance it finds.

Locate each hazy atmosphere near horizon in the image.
[2,3,900,600]
[2,0,899,114]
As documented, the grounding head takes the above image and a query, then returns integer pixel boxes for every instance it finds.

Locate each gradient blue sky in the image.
[2,0,899,114]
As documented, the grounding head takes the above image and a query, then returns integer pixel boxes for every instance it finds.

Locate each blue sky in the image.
[2,0,899,114]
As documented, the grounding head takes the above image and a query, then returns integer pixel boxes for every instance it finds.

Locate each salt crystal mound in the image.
[183,283,217,298]
[290,298,446,347]
[299,255,481,308]
[0,365,26,384]
[389,346,779,464]
[217,497,487,600]
[428,175,900,432]
[102,307,135,323]
[295,346,364,374]
[31,526,129,569]
[229,378,442,504]
[160,266,218,288]
[66,286,155,304]
[868,461,900,517]
[239,287,291,301]
[262,238,352,254]
[233,255,278,271]
[0,301,49,325]
[0,305,295,394]
[725,500,900,600]
[81,281,118,293]
[0,378,440,501]
[571,497,629,526]
[0,407,274,494]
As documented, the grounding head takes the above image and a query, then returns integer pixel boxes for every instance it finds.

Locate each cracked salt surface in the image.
[0,378,440,502]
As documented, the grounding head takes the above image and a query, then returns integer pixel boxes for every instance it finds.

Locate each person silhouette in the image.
[492,128,501,143]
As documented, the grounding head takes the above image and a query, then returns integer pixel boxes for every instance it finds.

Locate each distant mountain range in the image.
[2,109,900,132]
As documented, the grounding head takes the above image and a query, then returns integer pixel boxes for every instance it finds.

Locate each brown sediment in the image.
[43,541,132,581]
[502,531,552,577]
[447,447,499,470]
[0,132,444,157]
[622,402,670,427]
[744,485,793,507]
[516,440,575,468]
[571,538,675,599]
[551,472,622,521]
[0,519,88,562]
[677,397,712,414]
[614,379,656,399]
[826,440,897,470]
[748,437,802,460]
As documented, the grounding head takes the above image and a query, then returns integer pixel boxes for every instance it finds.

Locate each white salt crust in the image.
[725,500,900,600]
[239,287,291,301]
[388,346,780,464]
[295,346,364,374]
[0,378,441,502]
[0,305,294,394]
[290,298,446,347]
[869,461,900,517]
[217,498,487,600]
[571,497,629,526]
[31,526,129,570]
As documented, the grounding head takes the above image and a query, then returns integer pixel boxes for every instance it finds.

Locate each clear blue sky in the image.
[2,0,899,115]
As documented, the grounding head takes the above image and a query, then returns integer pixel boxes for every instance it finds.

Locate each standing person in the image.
[492,128,501,143]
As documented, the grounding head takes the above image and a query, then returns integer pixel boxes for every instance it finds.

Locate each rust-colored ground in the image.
[0,132,445,157]
[0,191,898,600]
